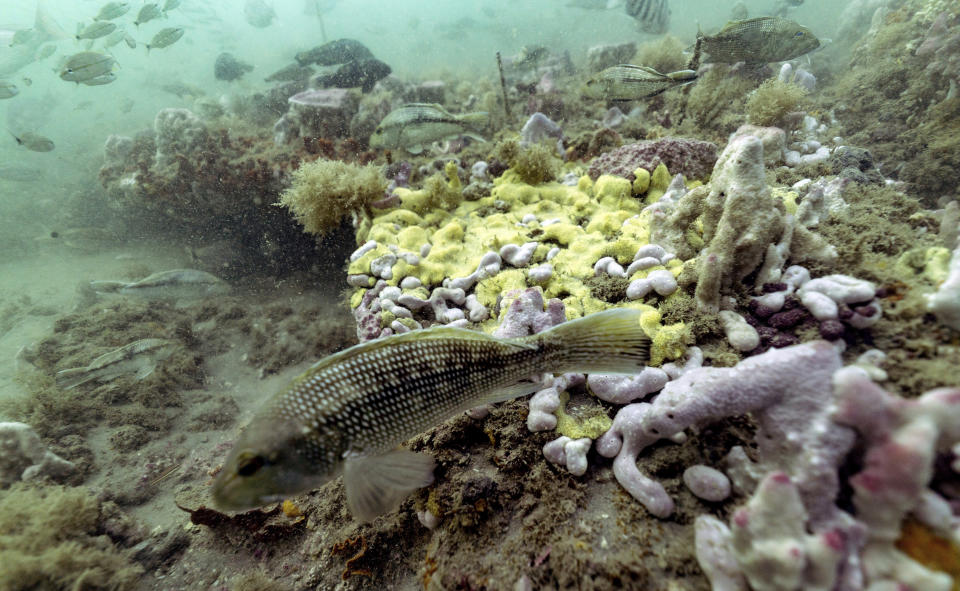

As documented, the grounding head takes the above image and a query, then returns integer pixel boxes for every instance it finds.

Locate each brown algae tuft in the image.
[279,159,387,236]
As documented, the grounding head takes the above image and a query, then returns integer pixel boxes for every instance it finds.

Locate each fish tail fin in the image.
[459,111,490,131]
[90,280,126,294]
[56,367,92,390]
[531,308,650,374]
[35,1,69,41]
[667,69,697,81]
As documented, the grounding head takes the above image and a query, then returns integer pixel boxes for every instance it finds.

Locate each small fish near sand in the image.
[10,131,55,152]
[694,16,820,65]
[212,308,651,520]
[91,268,230,301]
[55,338,176,390]
[369,103,489,154]
[583,64,697,100]
[625,0,670,35]
[146,27,184,52]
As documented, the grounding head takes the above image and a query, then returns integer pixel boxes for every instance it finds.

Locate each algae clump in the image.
[0,483,143,590]
[746,79,809,127]
[491,139,561,185]
[279,159,387,236]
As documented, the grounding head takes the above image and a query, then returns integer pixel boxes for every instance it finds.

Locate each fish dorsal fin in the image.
[303,325,534,374]
[615,64,664,76]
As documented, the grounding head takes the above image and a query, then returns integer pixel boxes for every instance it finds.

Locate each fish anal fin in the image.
[343,450,435,522]
[481,379,542,405]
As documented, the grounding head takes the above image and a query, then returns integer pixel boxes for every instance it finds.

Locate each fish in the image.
[55,338,176,390]
[583,64,697,100]
[163,0,182,12]
[76,21,117,40]
[133,3,162,27]
[10,131,54,152]
[214,52,253,81]
[102,28,127,48]
[313,58,390,93]
[695,16,820,64]
[244,0,276,28]
[264,62,314,83]
[59,51,116,83]
[211,308,651,520]
[159,81,205,99]
[91,268,230,300]
[369,103,489,154]
[123,33,136,49]
[35,227,119,252]
[95,2,131,21]
[0,4,68,76]
[294,38,373,67]
[0,80,18,99]
[624,0,670,35]
[146,27,184,52]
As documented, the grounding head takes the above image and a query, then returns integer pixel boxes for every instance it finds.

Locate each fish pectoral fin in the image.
[343,450,435,523]
[460,132,487,143]
[405,144,424,155]
[482,379,542,404]
[133,365,156,380]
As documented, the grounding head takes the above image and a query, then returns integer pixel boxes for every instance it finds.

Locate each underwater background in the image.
[1,0,960,589]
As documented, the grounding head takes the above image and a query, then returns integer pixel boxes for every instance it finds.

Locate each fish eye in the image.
[795,31,804,37]
[236,452,266,477]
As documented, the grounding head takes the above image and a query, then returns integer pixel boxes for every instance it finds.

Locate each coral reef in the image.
[587,138,718,182]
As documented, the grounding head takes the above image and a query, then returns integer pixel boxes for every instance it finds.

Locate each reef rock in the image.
[588,137,718,182]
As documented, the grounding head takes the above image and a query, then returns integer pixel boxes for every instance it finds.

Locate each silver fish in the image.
[163,0,182,12]
[59,51,116,83]
[91,268,230,300]
[10,131,54,152]
[583,64,697,100]
[244,0,276,28]
[625,0,670,34]
[55,338,176,390]
[696,16,820,64]
[95,2,131,21]
[369,103,489,154]
[134,3,162,27]
[211,308,651,521]
[146,27,184,52]
[102,29,127,48]
[76,21,117,40]
[0,4,67,76]
[0,80,18,99]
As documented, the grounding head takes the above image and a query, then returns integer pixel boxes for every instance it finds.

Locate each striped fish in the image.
[625,0,670,35]
[368,103,489,154]
[212,308,651,521]
[583,64,697,100]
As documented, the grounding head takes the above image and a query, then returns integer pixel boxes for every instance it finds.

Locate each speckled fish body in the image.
[91,268,230,300]
[212,308,651,521]
[55,338,175,390]
[369,103,489,153]
[583,64,697,100]
[699,16,820,63]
